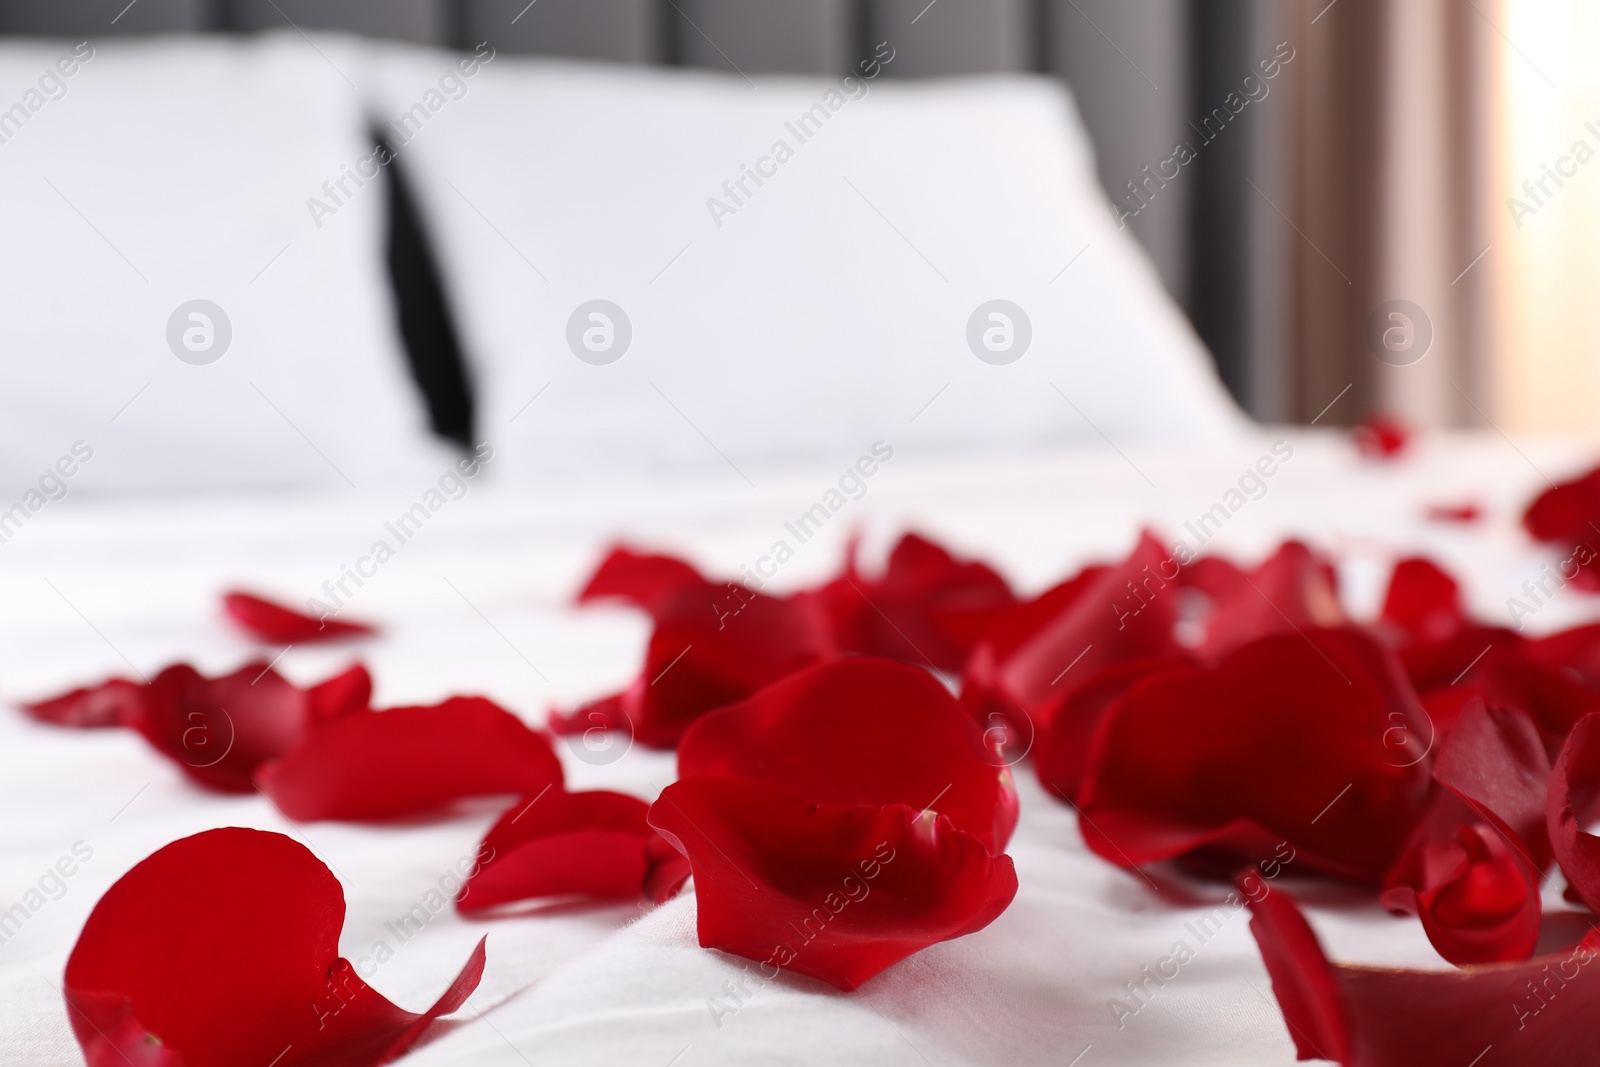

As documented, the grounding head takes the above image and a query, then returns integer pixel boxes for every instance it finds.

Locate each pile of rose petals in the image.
[23,471,1600,1063]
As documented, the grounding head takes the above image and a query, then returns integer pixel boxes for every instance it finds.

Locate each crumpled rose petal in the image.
[678,658,1017,854]
[1354,413,1409,460]
[256,696,564,821]
[1033,657,1171,805]
[648,776,1017,990]
[1437,642,1600,755]
[1527,622,1600,693]
[22,677,142,729]
[457,789,689,913]
[307,662,374,722]
[813,532,1016,674]
[223,591,377,644]
[1380,703,1549,964]
[1546,711,1600,913]
[1381,557,1466,648]
[576,546,710,618]
[130,663,320,794]
[1076,629,1434,882]
[1522,467,1600,593]
[1245,878,1600,1066]
[556,582,837,749]
[23,662,372,793]
[65,827,484,1067]
[1183,541,1345,664]
[1425,502,1482,524]
[961,531,1180,750]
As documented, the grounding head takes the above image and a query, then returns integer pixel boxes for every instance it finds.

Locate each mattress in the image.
[1,430,1591,1066]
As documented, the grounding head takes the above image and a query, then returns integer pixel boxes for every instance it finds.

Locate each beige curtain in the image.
[1282,0,1497,428]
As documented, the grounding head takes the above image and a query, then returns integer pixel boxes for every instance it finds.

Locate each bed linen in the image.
[1,430,1594,1066]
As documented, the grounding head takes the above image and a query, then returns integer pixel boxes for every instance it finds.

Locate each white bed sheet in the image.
[2,431,1596,1066]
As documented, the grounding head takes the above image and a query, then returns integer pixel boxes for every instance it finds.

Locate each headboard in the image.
[0,0,1195,311]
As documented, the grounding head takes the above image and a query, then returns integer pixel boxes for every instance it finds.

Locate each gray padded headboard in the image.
[0,0,1194,309]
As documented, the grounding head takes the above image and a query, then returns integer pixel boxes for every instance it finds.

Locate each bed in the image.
[1,28,1593,1067]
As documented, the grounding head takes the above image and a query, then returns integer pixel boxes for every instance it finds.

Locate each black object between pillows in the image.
[377,129,475,451]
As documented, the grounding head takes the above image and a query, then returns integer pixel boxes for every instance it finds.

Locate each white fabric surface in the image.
[2,432,1597,1065]
[0,36,452,495]
[352,42,1247,485]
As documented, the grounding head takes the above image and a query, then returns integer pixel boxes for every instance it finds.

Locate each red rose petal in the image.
[22,677,142,729]
[130,663,316,794]
[1528,622,1600,693]
[961,532,1180,744]
[1524,467,1600,543]
[308,662,374,723]
[458,789,686,913]
[1354,414,1410,460]
[678,658,1017,854]
[1440,644,1600,755]
[1425,502,1482,524]
[1077,629,1433,882]
[560,583,837,749]
[576,546,710,617]
[648,776,1018,991]
[1246,880,1600,1066]
[1548,711,1600,913]
[816,532,1017,673]
[223,591,377,644]
[65,827,483,1067]
[1381,703,1549,964]
[256,696,564,821]
[1381,558,1466,648]
[1188,541,1344,663]
[1033,657,1170,805]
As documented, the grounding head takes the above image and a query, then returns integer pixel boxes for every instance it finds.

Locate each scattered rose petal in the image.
[1076,629,1433,882]
[1033,656,1171,805]
[1426,502,1482,524]
[648,776,1017,990]
[130,663,318,794]
[308,662,374,723]
[1381,703,1549,964]
[457,789,688,913]
[1354,414,1410,460]
[678,658,1018,854]
[223,591,377,644]
[961,532,1180,743]
[576,546,710,618]
[1185,541,1345,663]
[65,827,483,1067]
[556,583,837,749]
[1522,468,1600,593]
[1381,557,1466,648]
[256,696,564,821]
[22,677,142,729]
[814,532,1017,673]
[1548,711,1600,913]
[1245,877,1600,1066]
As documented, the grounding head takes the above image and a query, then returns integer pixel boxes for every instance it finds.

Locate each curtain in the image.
[1282,0,1497,428]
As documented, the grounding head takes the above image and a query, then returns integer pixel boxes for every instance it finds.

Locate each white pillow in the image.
[0,35,453,496]
[360,47,1248,484]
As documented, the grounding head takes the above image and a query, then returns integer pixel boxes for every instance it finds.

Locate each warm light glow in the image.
[1495,0,1600,434]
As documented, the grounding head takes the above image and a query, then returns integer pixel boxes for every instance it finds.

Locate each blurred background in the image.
[2,0,1590,436]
